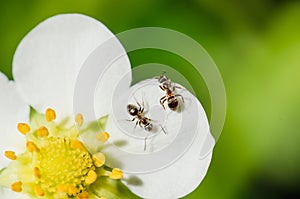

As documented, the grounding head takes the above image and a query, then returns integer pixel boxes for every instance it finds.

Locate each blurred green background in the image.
[1,0,300,198]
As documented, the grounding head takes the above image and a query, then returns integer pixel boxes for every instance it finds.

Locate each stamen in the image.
[4,151,17,160]
[96,132,110,143]
[109,168,123,180]
[67,185,77,196]
[34,185,45,196]
[37,126,49,137]
[34,167,41,178]
[75,113,84,127]
[17,123,30,135]
[26,141,39,152]
[77,191,89,199]
[70,140,85,150]
[46,108,56,122]
[11,181,22,192]
[85,170,97,185]
[7,109,113,198]
[92,152,105,167]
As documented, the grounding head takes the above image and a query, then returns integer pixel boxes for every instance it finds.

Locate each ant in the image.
[127,102,153,132]
[127,96,166,151]
[156,72,184,111]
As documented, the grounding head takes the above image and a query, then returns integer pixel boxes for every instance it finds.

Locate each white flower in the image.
[0,14,215,199]
[0,14,131,199]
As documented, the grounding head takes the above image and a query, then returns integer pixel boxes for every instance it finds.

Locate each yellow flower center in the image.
[1,108,123,199]
[36,137,95,195]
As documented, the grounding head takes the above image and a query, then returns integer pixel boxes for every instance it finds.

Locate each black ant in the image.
[127,102,153,132]
[127,97,166,151]
[156,72,184,111]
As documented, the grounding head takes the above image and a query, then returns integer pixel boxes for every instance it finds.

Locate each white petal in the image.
[124,150,213,199]
[13,14,126,121]
[73,33,131,122]
[0,187,31,199]
[0,73,29,168]
[103,79,214,198]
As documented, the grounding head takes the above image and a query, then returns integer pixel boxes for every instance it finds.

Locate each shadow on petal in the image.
[124,176,143,186]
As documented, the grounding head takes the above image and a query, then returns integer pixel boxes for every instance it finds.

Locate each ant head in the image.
[158,75,168,83]
[127,104,138,116]
[157,71,168,83]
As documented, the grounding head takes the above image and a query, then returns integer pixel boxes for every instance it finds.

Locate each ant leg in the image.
[153,71,165,80]
[160,125,167,135]
[138,120,143,128]
[132,93,142,111]
[159,85,165,91]
[173,82,183,90]
[160,96,167,110]
[125,117,136,122]
[175,94,184,103]
[133,93,145,113]
[140,93,145,113]
[145,117,151,121]
[175,85,183,90]
[134,120,139,131]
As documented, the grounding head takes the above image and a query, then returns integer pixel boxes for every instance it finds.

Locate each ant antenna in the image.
[153,71,167,80]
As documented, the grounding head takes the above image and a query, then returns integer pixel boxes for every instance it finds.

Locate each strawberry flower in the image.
[0,14,214,199]
[0,14,135,199]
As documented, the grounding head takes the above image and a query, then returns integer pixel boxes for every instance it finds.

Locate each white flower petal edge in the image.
[0,72,29,168]
[13,14,124,121]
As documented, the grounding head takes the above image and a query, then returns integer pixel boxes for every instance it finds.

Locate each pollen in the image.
[85,170,97,184]
[17,123,30,135]
[67,185,78,196]
[46,108,56,122]
[4,151,17,160]
[71,140,85,150]
[78,191,89,199]
[109,168,123,180]
[96,132,110,143]
[37,126,49,137]
[92,152,106,167]
[36,137,95,196]
[34,185,45,196]
[34,167,41,178]
[75,113,84,127]
[11,181,22,192]
[26,141,39,152]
